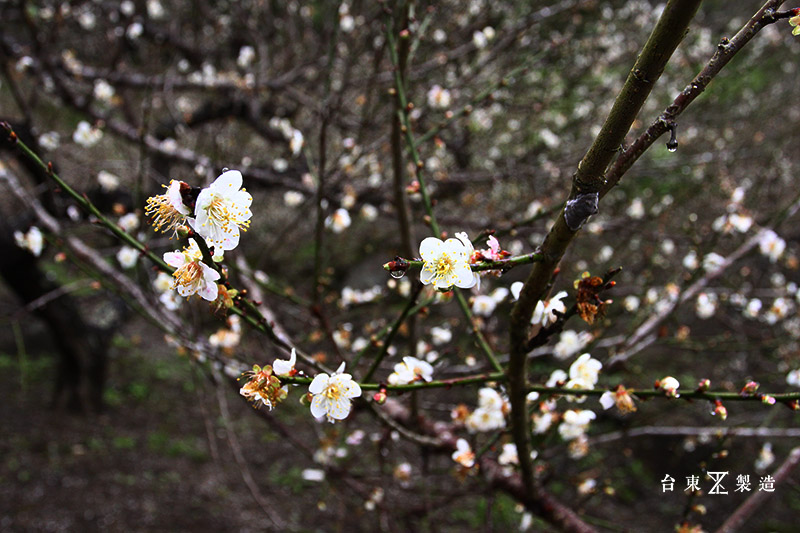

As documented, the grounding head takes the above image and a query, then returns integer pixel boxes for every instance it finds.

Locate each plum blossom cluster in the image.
[387,356,433,385]
[466,387,509,432]
[145,169,252,302]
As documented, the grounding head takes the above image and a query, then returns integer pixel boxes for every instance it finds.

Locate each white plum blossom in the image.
[786,369,800,387]
[531,291,568,327]
[118,212,139,232]
[163,241,220,301]
[145,179,191,236]
[237,45,256,69]
[192,170,253,252]
[471,294,497,317]
[695,292,718,319]
[126,22,143,39]
[273,348,297,376]
[14,226,45,257]
[360,204,378,221]
[427,85,452,109]
[93,79,115,103]
[283,190,304,207]
[419,233,479,290]
[467,406,506,432]
[451,438,475,468]
[546,369,568,387]
[569,353,602,387]
[764,298,791,325]
[97,170,121,191]
[599,391,615,410]
[755,443,775,472]
[147,0,165,18]
[430,325,452,345]
[289,129,304,156]
[683,250,699,270]
[626,198,645,219]
[308,362,361,423]
[533,412,554,434]
[38,131,60,150]
[554,330,592,360]
[558,409,596,440]
[658,376,681,397]
[759,229,786,263]
[325,208,352,233]
[116,245,139,269]
[623,295,640,312]
[744,298,762,319]
[302,469,325,482]
[72,121,103,147]
[510,281,524,301]
[498,443,519,466]
[702,252,725,273]
[387,356,434,385]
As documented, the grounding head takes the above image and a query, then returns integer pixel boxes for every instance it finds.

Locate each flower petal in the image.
[212,169,243,191]
[344,379,362,399]
[163,252,185,268]
[420,266,435,285]
[310,394,328,418]
[419,237,442,261]
[308,374,329,394]
[327,396,352,420]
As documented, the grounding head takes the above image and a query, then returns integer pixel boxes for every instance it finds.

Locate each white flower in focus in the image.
[427,85,452,109]
[658,376,680,397]
[73,121,103,147]
[14,226,45,257]
[273,348,297,376]
[192,170,253,252]
[116,245,138,269]
[163,241,220,301]
[237,45,256,69]
[786,369,800,387]
[599,391,615,410]
[308,362,362,423]
[531,291,567,327]
[451,438,475,468]
[325,208,351,233]
[387,356,434,385]
[471,294,497,317]
[145,179,191,236]
[759,229,786,263]
[419,234,478,290]
[569,353,602,386]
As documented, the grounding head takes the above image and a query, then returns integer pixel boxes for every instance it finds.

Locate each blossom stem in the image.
[361,282,426,381]
[384,251,544,274]
[527,386,800,403]
[386,15,440,237]
[454,290,503,373]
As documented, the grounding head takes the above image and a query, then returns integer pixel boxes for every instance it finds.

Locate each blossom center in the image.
[324,383,341,400]
[145,193,183,234]
[204,194,250,233]
[174,261,202,288]
[434,253,455,278]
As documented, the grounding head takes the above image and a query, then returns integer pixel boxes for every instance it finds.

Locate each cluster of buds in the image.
[574,271,614,325]
[239,364,288,410]
[373,387,388,405]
